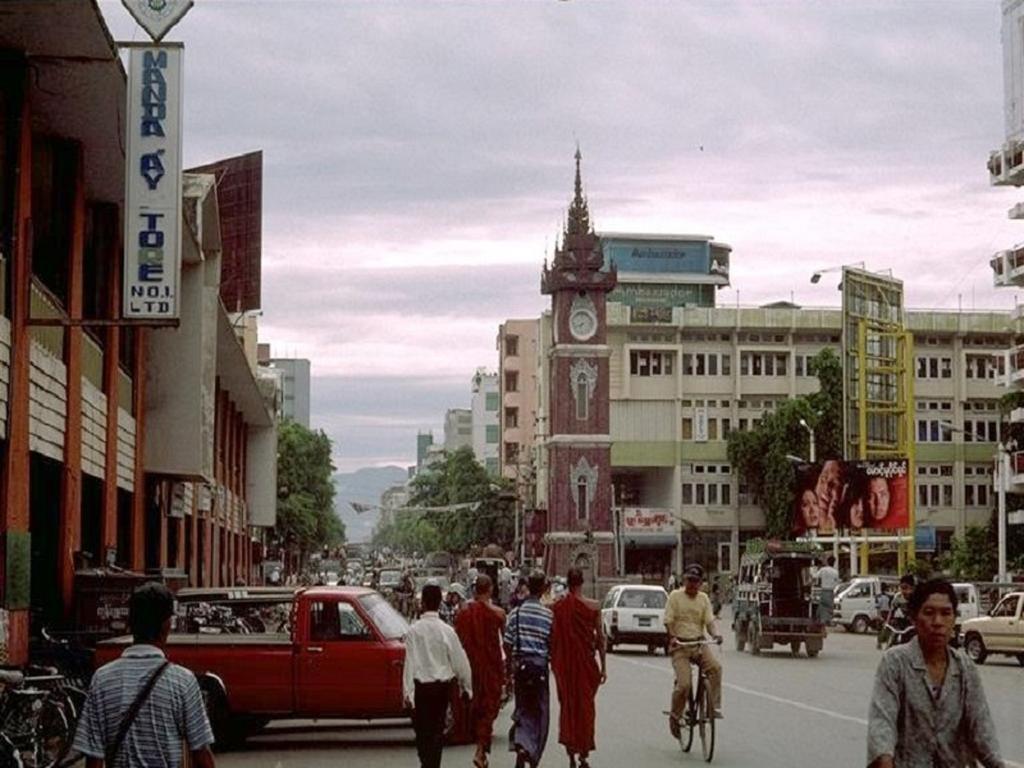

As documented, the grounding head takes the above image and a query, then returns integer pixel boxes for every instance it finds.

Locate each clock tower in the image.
[541,150,617,596]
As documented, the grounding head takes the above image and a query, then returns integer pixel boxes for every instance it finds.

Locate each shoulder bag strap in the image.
[105,660,171,767]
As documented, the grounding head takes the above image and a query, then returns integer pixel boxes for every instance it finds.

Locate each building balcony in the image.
[1011,407,1024,425]
[990,245,1024,288]
[1007,345,1024,388]
[988,140,1024,187]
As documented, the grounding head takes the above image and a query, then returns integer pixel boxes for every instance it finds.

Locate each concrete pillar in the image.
[1,71,33,664]
[58,144,85,618]
[101,204,121,560]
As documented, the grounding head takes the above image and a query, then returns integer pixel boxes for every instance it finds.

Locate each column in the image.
[101,204,122,561]
[1,71,32,664]
[58,145,85,618]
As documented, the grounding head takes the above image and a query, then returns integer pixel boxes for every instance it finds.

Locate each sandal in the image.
[473,757,488,768]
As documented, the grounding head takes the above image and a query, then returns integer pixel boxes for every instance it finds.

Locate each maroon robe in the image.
[550,592,602,755]
[453,599,506,749]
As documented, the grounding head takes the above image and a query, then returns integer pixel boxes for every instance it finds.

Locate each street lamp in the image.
[810,262,865,285]
[940,421,1016,584]
[798,418,816,463]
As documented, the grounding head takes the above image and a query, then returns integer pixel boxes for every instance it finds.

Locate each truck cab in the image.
[961,591,1024,666]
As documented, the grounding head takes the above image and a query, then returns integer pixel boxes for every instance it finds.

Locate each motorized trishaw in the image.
[732,539,826,658]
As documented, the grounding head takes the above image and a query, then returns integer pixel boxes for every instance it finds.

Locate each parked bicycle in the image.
[0,664,75,768]
[664,638,721,763]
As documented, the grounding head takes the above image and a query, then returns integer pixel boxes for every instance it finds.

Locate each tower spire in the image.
[566,145,591,236]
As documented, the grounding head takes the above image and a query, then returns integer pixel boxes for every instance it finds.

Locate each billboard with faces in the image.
[793,459,909,534]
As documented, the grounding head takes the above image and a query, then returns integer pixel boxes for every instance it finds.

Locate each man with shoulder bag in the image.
[73,582,215,768]
[503,570,554,768]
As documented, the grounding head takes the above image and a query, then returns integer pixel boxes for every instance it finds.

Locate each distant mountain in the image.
[334,466,410,543]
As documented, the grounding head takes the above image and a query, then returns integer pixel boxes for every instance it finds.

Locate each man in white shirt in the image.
[404,583,473,768]
[815,556,840,626]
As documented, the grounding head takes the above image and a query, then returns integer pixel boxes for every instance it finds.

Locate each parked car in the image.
[601,584,668,654]
[960,591,1024,666]
[833,576,900,634]
[732,539,826,657]
[95,586,411,748]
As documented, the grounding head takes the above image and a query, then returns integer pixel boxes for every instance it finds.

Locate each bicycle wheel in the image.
[33,696,70,768]
[698,676,716,762]
[679,688,695,753]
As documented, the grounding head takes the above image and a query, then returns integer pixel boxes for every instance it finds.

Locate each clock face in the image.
[569,308,597,340]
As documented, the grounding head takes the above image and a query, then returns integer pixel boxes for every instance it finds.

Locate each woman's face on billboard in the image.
[799,489,820,528]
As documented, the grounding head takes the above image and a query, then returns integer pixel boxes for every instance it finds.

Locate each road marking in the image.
[612,655,1024,767]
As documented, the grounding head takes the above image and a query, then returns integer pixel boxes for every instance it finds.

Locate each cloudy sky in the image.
[100,0,1024,472]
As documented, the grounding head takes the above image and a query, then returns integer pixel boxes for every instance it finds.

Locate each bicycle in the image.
[664,638,721,763]
[0,665,73,768]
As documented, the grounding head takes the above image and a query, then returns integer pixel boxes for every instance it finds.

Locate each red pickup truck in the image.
[95,586,411,746]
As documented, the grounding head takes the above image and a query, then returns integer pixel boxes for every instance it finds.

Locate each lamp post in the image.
[941,421,1014,584]
[799,418,816,463]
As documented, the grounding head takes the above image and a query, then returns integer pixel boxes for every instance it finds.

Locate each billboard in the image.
[603,238,710,274]
[123,45,183,319]
[793,459,909,534]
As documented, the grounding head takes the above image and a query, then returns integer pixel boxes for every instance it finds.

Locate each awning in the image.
[623,535,677,549]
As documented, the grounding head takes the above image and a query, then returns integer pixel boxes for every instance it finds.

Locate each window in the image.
[965,465,991,508]
[917,465,954,508]
[681,418,693,440]
[505,335,519,357]
[31,136,78,307]
[916,355,953,380]
[577,478,589,520]
[504,371,519,392]
[485,392,499,411]
[309,601,370,641]
[681,480,733,507]
[722,354,731,376]
[916,418,953,443]
[576,373,589,420]
[504,442,519,464]
[505,407,519,428]
[631,350,674,377]
[485,425,499,443]
[740,351,789,377]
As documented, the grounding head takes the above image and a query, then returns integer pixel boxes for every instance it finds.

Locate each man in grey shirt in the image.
[867,579,1003,768]
[74,582,215,768]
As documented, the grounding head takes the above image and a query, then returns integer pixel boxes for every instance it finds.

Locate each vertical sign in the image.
[124,45,183,319]
[694,406,708,443]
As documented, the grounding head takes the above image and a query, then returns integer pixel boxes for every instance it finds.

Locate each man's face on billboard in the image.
[866,477,891,522]
[814,461,844,521]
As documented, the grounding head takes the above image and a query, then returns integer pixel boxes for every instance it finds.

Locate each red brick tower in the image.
[541,150,617,596]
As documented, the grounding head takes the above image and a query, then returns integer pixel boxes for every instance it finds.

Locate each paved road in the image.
[221,627,1024,767]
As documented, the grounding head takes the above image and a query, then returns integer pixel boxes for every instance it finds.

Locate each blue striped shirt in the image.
[504,598,553,659]
[73,644,214,768]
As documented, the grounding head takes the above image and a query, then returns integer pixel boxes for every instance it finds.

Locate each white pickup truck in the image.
[960,591,1024,666]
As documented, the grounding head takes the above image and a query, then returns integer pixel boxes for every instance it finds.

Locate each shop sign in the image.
[122,0,194,43]
[123,45,183,319]
[622,508,674,534]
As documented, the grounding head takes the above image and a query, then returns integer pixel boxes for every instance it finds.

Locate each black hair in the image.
[826,556,836,567]
[900,574,916,588]
[908,578,957,616]
[527,570,547,597]
[421,584,443,611]
[130,581,175,643]
[566,567,584,588]
[475,574,493,596]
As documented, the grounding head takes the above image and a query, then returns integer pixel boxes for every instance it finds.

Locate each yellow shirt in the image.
[664,588,714,640]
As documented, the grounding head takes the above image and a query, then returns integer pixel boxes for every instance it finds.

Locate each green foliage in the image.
[904,558,934,579]
[727,348,843,538]
[941,525,996,581]
[273,421,344,565]
[373,447,515,555]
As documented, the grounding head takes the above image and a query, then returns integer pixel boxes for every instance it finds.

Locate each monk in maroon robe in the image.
[455,574,507,768]
[550,567,606,768]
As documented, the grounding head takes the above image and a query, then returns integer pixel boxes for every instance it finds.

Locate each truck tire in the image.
[789,640,801,656]
[201,683,248,750]
[964,634,987,665]
[851,615,870,635]
[1016,654,1024,667]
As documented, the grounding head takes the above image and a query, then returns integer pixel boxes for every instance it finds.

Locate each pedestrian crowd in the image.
[69,566,1007,768]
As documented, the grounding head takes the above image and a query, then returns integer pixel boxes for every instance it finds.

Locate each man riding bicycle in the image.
[664,564,723,737]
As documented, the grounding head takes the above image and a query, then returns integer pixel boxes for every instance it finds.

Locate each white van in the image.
[952,582,980,637]
[833,576,900,633]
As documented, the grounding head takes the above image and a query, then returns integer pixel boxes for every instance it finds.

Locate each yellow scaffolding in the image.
[843,268,915,573]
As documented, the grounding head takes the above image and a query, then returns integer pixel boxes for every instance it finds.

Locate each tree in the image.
[727,348,843,538]
[941,525,997,581]
[374,447,515,555]
[273,420,344,570]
